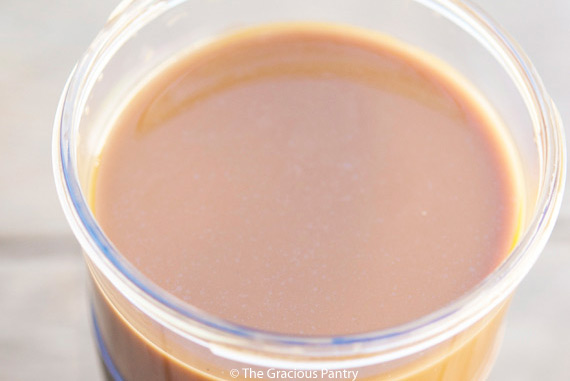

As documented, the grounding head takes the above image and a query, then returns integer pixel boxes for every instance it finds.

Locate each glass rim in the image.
[53,0,566,365]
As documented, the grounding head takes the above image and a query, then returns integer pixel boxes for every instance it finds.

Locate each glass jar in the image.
[53,0,566,380]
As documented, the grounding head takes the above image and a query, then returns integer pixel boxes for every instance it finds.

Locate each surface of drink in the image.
[90,23,523,379]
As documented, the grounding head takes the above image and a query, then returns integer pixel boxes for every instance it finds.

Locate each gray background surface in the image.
[0,0,568,380]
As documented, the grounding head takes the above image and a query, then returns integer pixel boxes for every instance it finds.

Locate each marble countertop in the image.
[0,1,568,380]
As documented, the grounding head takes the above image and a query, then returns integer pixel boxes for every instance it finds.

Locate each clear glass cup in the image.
[53,0,566,380]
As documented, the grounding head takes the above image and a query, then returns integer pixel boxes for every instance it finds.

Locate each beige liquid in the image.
[93,24,522,338]
[90,23,524,381]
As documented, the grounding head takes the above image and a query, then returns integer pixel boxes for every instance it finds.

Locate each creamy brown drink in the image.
[91,23,523,379]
